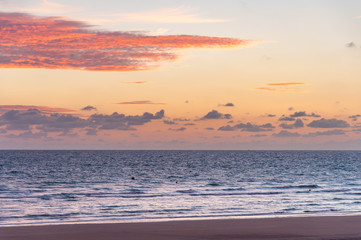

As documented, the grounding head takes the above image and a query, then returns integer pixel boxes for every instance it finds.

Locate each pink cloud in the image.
[0,12,252,71]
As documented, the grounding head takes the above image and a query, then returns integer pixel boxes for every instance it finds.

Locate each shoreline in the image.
[1,215,361,240]
[1,211,359,228]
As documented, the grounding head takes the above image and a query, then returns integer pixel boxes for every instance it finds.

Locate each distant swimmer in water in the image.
[131,177,135,180]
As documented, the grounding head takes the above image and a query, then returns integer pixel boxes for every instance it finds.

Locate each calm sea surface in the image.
[1,150,361,226]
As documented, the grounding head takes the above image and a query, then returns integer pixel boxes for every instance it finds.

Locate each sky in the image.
[0,0,361,150]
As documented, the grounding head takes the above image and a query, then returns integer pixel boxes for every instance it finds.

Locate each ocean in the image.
[1,150,361,226]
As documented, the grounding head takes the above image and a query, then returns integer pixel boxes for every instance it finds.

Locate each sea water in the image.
[1,150,361,226]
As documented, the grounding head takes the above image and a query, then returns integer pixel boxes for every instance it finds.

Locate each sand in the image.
[1,215,361,240]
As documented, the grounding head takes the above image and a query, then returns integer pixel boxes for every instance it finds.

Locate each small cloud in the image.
[267,114,276,117]
[352,125,361,133]
[290,111,320,118]
[218,125,235,131]
[349,114,361,121]
[272,130,301,137]
[307,118,350,128]
[120,81,149,84]
[288,107,294,111]
[304,129,346,137]
[116,101,165,105]
[185,100,189,104]
[168,127,186,131]
[251,134,267,137]
[205,127,214,130]
[85,128,97,136]
[219,102,234,107]
[81,105,97,111]
[278,116,295,121]
[201,110,232,120]
[279,119,304,129]
[184,123,195,126]
[174,118,190,122]
[164,120,176,125]
[58,132,78,137]
[345,42,356,48]
[130,133,139,137]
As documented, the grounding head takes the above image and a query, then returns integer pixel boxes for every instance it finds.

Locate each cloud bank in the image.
[0,12,251,71]
[307,118,350,128]
[0,108,164,135]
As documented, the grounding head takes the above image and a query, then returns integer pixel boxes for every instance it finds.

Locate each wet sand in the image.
[1,215,361,240]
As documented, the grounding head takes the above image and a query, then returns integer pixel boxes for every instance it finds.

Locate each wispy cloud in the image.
[116,101,166,105]
[255,82,306,93]
[0,12,251,71]
[120,81,149,84]
[0,105,75,114]
[266,82,305,86]
[115,7,230,23]
[345,42,356,48]
[0,0,24,8]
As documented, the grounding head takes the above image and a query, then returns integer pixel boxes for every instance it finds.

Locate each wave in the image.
[176,189,196,194]
[190,191,283,197]
[24,212,81,219]
[268,184,320,189]
[303,209,338,213]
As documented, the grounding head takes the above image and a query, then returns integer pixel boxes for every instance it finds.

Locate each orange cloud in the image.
[0,12,252,71]
[116,101,166,105]
[266,82,305,86]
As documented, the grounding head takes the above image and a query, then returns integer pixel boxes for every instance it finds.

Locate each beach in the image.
[1,215,361,240]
